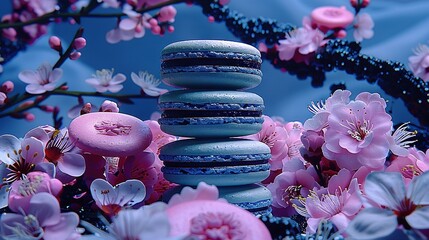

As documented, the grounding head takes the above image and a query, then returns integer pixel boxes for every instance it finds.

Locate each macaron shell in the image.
[162,40,261,56]
[162,71,262,90]
[68,112,152,157]
[219,184,272,213]
[163,171,269,186]
[167,200,272,239]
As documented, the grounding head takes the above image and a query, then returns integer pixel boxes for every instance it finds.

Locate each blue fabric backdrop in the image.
[1,0,429,136]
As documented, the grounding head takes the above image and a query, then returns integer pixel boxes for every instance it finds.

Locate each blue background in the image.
[1,0,429,136]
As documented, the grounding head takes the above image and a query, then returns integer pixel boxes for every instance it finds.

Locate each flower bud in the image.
[1,80,14,93]
[69,51,81,60]
[73,37,87,50]
[49,36,62,52]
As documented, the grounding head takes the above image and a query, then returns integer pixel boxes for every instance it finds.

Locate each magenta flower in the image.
[283,121,305,162]
[0,192,80,240]
[297,177,362,234]
[408,43,429,82]
[353,13,374,42]
[106,151,158,200]
[90,178,146,216]
[304,89,351,132]
[168,182,222,207]
[347,171,429,239]
[131,71,168,97]
[244,115,289,170]
[85,68,126,93]
[25,126,86,183]
[0,134,52,208]
[8,171,62,213]
[100,100,120,112]
[322,92,392,170]
[18,63,62,94]
[267,158,320,217]
[277,27,324,63]
[386,147,429,183]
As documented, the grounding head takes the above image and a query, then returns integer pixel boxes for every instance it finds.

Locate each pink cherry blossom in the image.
[322,92,392,170]
[408,43,429,82]
[106,151,158,200]
[244,115,289,170]
[304,89,351,132]
[27,0,57,16]
[85,68,126,93]
[0,192,80,240]
[90,178,146,216]
[353,13,374,42]
[25,126,86,183]
[8,171,63,213]
[100,100,120,112]
[386,147,429,184]
[283,121,305,162]
[0,134,50,208]
[277,27,325,63]
[297,177,362,234]
[131,71,168,97]
[267,158,320,217]
[168,182,223,207]
[158,6,177,22]
[18,63,63,94]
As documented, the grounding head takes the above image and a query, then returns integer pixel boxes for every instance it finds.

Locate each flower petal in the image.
[90,178,116,207]
[346,208,397,239]
[364,171,405,210]
[18,70,38,84]
[115,179,146,206]
[408,171,429,205]
[0,134,21,165]
[26,84,46,94]
[406,206,429,229]
[57,153,85,177]
[20,137,45,164]
[43,212,79,240]
[24,127,50,144]
[49,68,63,83]
[28,192,61,226]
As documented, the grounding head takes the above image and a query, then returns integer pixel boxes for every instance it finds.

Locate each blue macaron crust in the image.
[218,184,272,216]
[161,40,262,90]
[158,90,264,138]
[159,138,271,186]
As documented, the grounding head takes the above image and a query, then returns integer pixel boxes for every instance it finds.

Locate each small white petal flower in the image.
[131,71,167,97]
[18,63,62,94]
[353,13,374,42]
[85,69,126,93]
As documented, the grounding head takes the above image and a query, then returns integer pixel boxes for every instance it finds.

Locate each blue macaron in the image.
[159,138,271,186]
[161,40,262,90]
[158,89,264,138]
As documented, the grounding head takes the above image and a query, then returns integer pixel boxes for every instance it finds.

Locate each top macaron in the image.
[161,40,262,90]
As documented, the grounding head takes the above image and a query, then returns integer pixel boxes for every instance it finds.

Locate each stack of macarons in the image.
[158,40,272,215]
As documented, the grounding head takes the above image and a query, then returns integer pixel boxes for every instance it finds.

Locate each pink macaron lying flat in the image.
[68,112,152,157]
[311,6,354,29]
[167,200,272,239]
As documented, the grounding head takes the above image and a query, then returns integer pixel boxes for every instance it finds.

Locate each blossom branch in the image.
[0,0,185,29]
[0,84,156,119]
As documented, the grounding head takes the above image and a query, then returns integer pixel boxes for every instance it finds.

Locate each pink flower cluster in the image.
[274,3,374,65]
[1,0,57,44]
[264,89,429,236]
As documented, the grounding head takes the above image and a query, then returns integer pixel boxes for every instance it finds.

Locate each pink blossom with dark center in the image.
[386,147,429,184]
